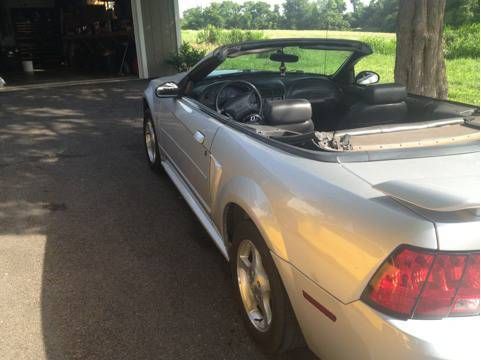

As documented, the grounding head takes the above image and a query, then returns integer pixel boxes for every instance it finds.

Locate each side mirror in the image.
[155,82,179,98]
[355,71,380,86]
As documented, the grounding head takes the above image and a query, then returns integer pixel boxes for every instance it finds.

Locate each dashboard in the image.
[190,72,343,130]
[193,78,286,109]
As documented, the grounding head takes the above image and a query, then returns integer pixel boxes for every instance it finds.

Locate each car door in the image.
[158,97,221,212]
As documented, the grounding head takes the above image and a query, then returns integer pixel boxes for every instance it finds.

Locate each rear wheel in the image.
[143,109,163,172]
[230,220,304,354]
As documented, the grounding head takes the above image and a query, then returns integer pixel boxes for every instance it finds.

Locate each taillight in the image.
[362,246,480,319]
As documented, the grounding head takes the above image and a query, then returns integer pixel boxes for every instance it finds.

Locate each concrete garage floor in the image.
[0,80,314,360]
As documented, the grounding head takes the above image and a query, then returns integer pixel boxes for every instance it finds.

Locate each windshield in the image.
[212,47,353,77]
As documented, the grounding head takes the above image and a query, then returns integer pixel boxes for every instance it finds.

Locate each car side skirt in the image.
[161,159,229,260]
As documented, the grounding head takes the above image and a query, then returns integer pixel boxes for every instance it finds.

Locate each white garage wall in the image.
[131,0,180,79]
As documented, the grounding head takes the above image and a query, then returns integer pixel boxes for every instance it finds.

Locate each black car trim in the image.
[180,38,373,88]
[180,97,480,163]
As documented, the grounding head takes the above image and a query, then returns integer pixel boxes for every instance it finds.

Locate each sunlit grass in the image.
[356,54,479,105]
[219,48,352,76]
[445,58,480,105]
[256,29,396,40]
[181,29,479,105]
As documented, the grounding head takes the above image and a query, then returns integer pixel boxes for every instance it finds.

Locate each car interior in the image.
[186,49,479,152]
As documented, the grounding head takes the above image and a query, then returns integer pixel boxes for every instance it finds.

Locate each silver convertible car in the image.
[142,39,480,359]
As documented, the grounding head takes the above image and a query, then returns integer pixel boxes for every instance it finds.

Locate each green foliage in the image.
[196,26,265,45]
[362,25,480,60]
[180,29,479,104]
[221,29,266,44]
[444,24,480,59]
[240,1,278,29]
[165,42,206,72]
[362,36,396,55]
[281,0,312,29]
[182,0,480,32]
[196,25,224,44]
[316,0,349,29]
[350,0,398,32]
[181,7,206,30]
[445,0,480,27]
[356,53,479,105]
[282,0,348,30]
[218,48,353,76]
[182,0,351,31]
[182,1,277,30]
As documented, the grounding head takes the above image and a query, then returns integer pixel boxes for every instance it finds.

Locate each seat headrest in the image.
[362,83,407,105]
[264,99,312,125]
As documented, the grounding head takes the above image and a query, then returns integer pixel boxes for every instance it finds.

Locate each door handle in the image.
[194,131,205,144]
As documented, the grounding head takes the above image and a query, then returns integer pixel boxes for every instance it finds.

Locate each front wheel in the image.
[230,220,304,354]
[143,109,163,172]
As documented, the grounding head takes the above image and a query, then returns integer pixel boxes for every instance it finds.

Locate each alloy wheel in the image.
[237,239,273,332]
[144,120,157,164]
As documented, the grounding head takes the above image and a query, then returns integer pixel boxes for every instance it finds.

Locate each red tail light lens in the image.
[362,246,480,319]
[450,253,480,316]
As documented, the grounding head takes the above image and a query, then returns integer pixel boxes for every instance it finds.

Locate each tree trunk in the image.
[394,0,448,99]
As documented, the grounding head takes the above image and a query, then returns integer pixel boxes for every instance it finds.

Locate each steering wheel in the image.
[215,81,263,123]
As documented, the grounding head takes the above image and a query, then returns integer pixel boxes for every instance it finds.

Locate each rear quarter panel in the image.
[210,125,437,303]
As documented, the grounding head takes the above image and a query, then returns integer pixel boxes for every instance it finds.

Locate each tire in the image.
[230,220,304,354]
[143,109,163,173]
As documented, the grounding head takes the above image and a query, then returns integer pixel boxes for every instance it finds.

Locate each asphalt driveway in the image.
[0,80,313,360]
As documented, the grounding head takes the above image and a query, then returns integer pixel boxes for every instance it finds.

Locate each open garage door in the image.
[0,0,179,88]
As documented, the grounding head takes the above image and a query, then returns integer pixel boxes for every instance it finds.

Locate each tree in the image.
[317,0,349,29]
[219,1,243,29]
[353,0,398,32]
[181,7,206,29]
[350,0,362,13]
[270,5,282,29]
[347,0,365,28]
[203,3,226,28]
[445,0,480,27]
[241,1,275,29]
[394,0,448,99]
[282,0,312,29]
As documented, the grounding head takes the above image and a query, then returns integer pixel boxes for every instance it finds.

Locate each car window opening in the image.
[187,43,479,154]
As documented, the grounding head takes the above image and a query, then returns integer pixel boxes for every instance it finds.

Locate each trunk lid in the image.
[341,152,480,251]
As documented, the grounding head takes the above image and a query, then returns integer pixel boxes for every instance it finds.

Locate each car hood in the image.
[341,152,480,250]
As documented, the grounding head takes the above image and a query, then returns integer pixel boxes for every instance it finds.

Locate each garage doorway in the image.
[0,0,138,88]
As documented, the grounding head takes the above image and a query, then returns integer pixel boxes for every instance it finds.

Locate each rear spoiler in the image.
[373,180,480,214]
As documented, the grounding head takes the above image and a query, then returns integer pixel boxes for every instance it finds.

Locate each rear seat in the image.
[337,83,408,130]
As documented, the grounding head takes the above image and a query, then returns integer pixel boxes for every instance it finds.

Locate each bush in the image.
[444,24,480,59]
[362,26,480,60]
[166,42,206,72]
[196,25,223,44]
[362,36,396,56]
[196,26,265,45]
[221,29,265,44]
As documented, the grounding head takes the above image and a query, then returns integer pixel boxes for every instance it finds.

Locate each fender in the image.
[212,175,289,260]
[143,88,154,112]
[208,126,439,303]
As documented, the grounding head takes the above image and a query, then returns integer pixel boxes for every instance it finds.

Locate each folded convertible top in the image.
[317,118,480,152]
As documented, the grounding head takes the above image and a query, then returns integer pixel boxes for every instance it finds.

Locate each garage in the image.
[0,0,180,87]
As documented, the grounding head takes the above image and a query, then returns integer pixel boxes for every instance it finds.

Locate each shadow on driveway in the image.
[0,80,314,360]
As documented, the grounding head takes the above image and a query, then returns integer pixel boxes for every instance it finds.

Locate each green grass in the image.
[356,55,480,105]
[181,29,480,105]
[219,48,353,76]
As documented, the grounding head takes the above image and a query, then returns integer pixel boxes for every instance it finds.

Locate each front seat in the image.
[286,77,343,130]
[263,99,314,134]
[337,83,408,130]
